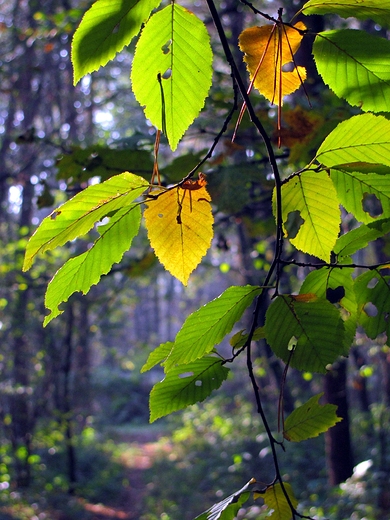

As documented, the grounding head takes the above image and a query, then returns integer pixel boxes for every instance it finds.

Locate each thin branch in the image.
[280,259,390,270]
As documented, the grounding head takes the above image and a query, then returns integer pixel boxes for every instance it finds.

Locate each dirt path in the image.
[81,429,172,520]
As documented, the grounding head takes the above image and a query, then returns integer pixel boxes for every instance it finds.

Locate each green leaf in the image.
[313,30,390,112]
[229,327,265,350]
[43,205,141,326]
[72,0,162,84]
[56,146,153,183]
[277,170,340,261]
[284,393,342,442]
[354,270,390,339]
[149,355,229,422]
[23,172,148,271]
[164,285,262,370]
[301,0,390,28]
[299,267,357,351]
[195,479,255,520]
[315,114,390,168]
[131,4,213,151]
[334,219,390,257]
[262,483,298,520]
[265,295,346,373]
[331,169,390,224]
[141,341,174,373]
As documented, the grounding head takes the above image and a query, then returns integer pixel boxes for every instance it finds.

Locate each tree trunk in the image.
[324,359,354,485]
[63,305,77,495]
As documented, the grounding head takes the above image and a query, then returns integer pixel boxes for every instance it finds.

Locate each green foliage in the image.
[283,393,342,442]
[301,0,390,28]
[56,146,154,183]
[262,483,298,520]
[265,295,346,373]
[72,0,162,84]
[150,355,230,422]
[163,285,262,370]
[195,479,254,520]
[23,0,390,517]
[131,3,213,150]
[314,114,390,169]
[277,169,340,261]
[313,30,390,113]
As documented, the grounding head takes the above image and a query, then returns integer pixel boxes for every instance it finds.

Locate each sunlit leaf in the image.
[141,341,174,373]
[43,205,141,326]
[265,295,345,373]
[23,172,148,271]
[284,393,342,442]
[301,0,390,28]
[239,21,306,105]
[149,355,229,422]
[334,219,390,258]
[315,114,390,168]
[195,479,255,520]
[354,269,390,339]
[164,285,262,370]
[144,183,213,285]
[276,170,340,261]
[72,0,162,84]
[331,169,390,224]
[131,4,213,150]
[313,29,390,112]
[262,483,298,520]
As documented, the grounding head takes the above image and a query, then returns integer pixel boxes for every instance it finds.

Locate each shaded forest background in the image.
[0,0,390,518]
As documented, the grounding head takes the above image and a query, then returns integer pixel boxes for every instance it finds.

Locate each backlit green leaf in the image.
[141,341,174,373]
[331,169,390,224]
[301,0,390,28]
[277,170,340,261]
[265,295,345,373]
[150,355,229,422]
[334,219,390,257]
[23,172,148,271]
[195,479,255,520]
[354,269,390,339]
[313,30,390,112]
[131,4,213,150]
[263,483,297,520]
[44,205,141,326]
[72,0,162,84]
[315,114,390,168]
[164,286,262,370]
[284,393,342,442]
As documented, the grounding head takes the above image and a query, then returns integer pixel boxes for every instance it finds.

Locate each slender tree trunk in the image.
[324,359,354,485]
[10,180,35,488]
[63,305,77,494]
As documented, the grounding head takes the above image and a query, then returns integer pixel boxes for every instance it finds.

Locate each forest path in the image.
[82,427,172,520]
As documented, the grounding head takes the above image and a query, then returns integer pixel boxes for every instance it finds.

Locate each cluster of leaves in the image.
[23,0,390,518]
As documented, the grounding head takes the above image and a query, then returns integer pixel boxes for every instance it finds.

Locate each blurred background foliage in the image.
[0,0,389,518]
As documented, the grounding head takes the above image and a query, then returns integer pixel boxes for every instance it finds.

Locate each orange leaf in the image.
[239,21,306,105]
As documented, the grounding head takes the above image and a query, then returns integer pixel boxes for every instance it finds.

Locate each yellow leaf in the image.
[144,179,213,285]
[239,21,306,105]
[263,482,298,520]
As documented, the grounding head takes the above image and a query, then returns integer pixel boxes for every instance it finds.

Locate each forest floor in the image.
[81,426,171,520]
[0,426,172,520]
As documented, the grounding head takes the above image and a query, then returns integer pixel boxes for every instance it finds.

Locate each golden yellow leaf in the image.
[144,179,213,285]
[239,21,306,105]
